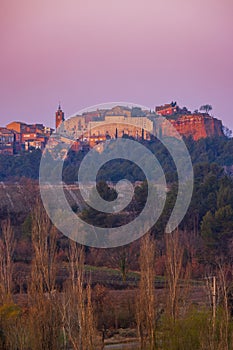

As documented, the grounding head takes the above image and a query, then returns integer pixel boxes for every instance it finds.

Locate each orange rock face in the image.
[163,114,223,140]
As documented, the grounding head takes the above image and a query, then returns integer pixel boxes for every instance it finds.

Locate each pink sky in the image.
[1,0,233,129]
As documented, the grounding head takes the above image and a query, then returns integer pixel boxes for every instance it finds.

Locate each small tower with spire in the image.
[55,103,65,130]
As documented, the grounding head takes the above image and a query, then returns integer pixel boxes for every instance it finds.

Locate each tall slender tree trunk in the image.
[164,229,184,322]
[58,242,96,350]
[0,219,15,303]
[136,234,156,350]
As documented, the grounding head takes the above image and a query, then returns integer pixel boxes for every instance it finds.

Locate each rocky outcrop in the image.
[162,114,224,140]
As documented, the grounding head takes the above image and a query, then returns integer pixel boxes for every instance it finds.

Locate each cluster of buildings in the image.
[0,121,53,155]
[0,102,224,156]
[155,101,191,116]
[58,105,155,143]
[57,102,223,148]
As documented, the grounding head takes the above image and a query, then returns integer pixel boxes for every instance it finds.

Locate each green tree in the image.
[200,104,212,114]
[201,205,233,255]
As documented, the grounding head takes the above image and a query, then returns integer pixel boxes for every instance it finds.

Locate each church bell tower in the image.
[55,104,65,130]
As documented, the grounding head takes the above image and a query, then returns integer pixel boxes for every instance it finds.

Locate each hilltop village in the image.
[0,102,224,155]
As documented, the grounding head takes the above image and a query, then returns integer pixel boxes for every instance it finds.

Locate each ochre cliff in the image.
[163,114,224,140]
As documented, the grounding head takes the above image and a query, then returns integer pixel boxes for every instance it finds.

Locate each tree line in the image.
[1,136,233,182]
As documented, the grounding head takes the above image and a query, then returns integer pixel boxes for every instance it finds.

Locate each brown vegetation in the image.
[1,202,233,349]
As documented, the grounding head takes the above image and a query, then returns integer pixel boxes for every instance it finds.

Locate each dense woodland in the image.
[1,135,233,349]
[1,136,233,182]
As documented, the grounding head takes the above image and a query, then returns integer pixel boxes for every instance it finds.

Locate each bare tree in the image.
[204,262,232,350]
[28,200,61,350]
[30,200,57,295]
[0,219,15,303]
[217,262,231,350]
[164,230,184,322]
[136,233,156,350]
[59,242,96,350]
